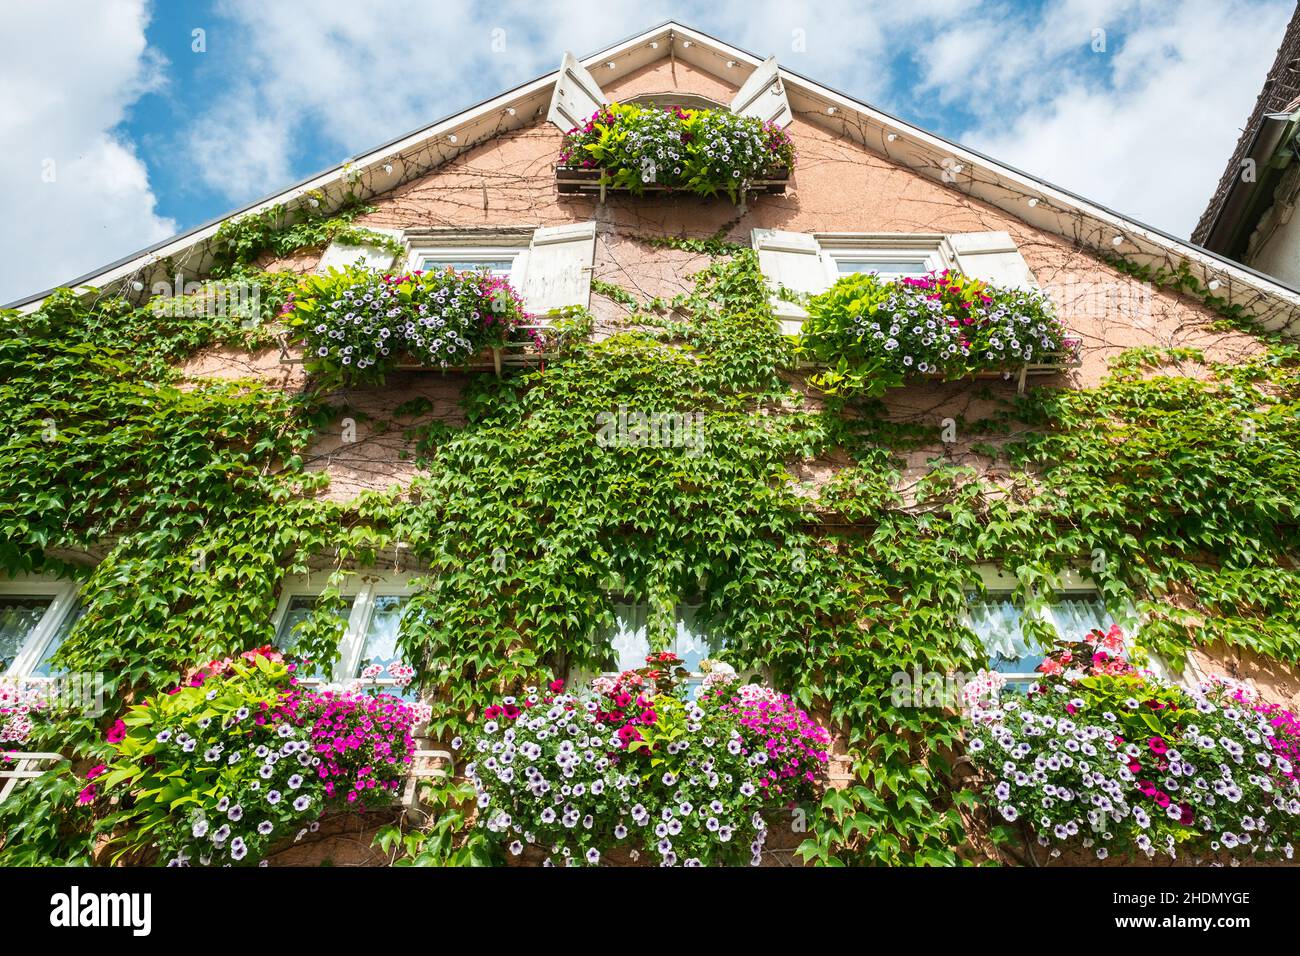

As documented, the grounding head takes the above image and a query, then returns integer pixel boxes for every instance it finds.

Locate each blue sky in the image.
[1,0,1293,303]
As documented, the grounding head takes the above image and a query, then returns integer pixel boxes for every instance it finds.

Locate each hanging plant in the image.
[799,270,1072,395]
[558,102,794,201]
[287,266,530,383]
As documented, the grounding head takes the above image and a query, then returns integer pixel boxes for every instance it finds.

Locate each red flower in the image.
[548,679,564,692]
[1148,737,1168,755]
[105,719,127,744]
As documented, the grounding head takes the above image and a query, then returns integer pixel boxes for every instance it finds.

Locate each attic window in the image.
[625,92,728,111]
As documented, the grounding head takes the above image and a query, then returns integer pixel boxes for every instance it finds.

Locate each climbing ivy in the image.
[209,191,405,279]
[1,219,1297,867]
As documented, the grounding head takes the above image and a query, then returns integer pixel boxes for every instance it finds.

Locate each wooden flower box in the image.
[796,337,1083,394]
[555,165,790,205]
[277,321,568,379]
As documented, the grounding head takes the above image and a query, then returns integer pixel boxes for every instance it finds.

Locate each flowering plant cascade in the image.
[964,629,1300,862]
[92,646,422,866]
[800,270,1069,395]
[288,265,530,384]
[559,102,794,202]
[465,658,830,866]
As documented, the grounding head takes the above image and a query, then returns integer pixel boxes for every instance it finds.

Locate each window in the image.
[0,576,84,678]
[409,246,524,279]
[817,236,950,284]
[270,573,418,696]
[595,601,725,699]
[963,569,1123,690]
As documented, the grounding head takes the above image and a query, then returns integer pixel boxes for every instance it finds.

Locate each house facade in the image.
[2,23,1299,867]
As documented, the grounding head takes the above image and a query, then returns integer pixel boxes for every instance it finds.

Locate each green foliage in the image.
[96,652,320,866]
[209,192,403,279]
[2,213,1298,868]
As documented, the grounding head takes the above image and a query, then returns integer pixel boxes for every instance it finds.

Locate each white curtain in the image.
[359,595,409,672]
[1047,594,1112,642]
[30,604,84,677]
[607,602,651,672]
[967,596,1038,671]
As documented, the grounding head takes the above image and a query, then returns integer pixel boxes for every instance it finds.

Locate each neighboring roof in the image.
[8,20,1300,336]
[1192,3,1300,249]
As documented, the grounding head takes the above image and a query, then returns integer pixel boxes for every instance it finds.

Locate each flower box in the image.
[557,102,796,207]
[556,165,790,204]
[798,271,1079,396]
[279,266,560,383]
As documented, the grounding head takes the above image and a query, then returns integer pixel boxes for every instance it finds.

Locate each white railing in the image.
[0,751,64,805]
[400,748,454,822]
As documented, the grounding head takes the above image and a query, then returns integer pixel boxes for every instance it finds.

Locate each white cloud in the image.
[185,0,981,200]
[918,0,1294,236]
[0,0,174,304]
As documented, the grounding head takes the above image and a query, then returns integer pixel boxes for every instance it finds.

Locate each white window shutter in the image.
[751,229,829,333]
[547,52,607,132]
[948,231,1038,289]
[315,227,404,274]
[729,56,793,128]
[519,222,597,314]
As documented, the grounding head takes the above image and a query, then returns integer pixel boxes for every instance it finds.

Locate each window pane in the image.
[0,596,53,672]
[356,595,410,677]
[31,602,85,677]
[967,593,1041,675]
[673,605,724,672]
[274,595,355,679]
[1048,593,1113,642]
[420,258,514,277]
[836,258,930,277]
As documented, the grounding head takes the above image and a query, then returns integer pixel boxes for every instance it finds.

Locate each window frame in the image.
[406,245,527,281]
[815,233,953,285]
[270,571,419,688]
[2,575,83,678]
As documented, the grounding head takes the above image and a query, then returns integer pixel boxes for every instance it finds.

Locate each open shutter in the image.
[751,229,830,333]
[730,56,793,128]
[547,52,607,132]
[948,231,1038,289]
[316,227,404,274]
[519,222,597,314]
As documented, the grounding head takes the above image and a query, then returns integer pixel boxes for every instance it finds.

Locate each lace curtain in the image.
[967,596,1038,672]
[359,595,408,672]
[604,603,723,673]
[1047,595,1112,642]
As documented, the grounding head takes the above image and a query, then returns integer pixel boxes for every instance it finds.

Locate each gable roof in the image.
[9,20,1300,337]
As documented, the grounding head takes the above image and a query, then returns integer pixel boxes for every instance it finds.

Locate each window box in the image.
[555,100,795,207]
[555,164,790,204]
